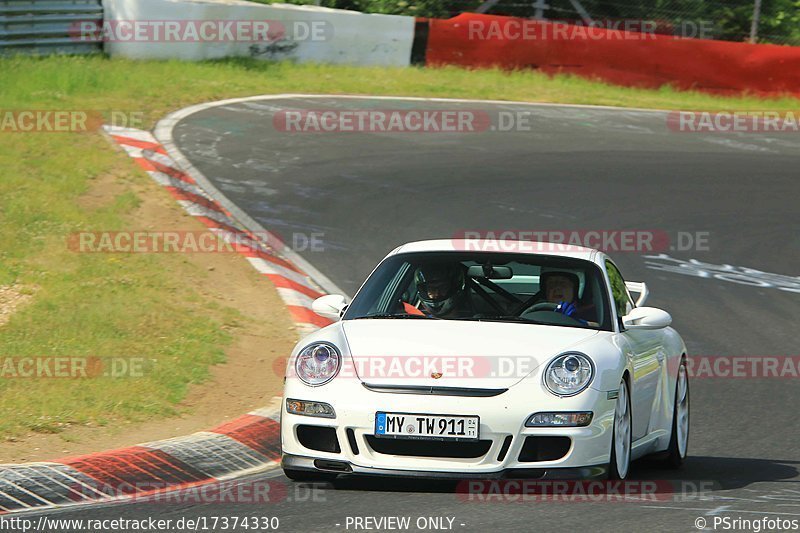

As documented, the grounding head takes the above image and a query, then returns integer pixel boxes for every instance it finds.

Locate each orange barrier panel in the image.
[423,13,800,97]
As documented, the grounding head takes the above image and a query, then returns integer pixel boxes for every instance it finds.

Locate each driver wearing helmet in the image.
[404,263,473,319]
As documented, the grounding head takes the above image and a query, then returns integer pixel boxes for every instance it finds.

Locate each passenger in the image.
[535,271,596,326]
[542,271,582,318]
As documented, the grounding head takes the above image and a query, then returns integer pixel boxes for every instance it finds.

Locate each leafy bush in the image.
[253,0,800,45]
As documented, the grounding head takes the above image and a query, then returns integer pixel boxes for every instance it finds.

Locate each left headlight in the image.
[295,342,341,386]
[543,352,594,396]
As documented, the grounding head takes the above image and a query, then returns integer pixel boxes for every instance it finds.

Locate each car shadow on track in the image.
[632,455,800,490]
[286,456,799,494]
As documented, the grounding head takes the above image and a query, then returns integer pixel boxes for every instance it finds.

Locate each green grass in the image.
[2,56,799,117]
[0,138,234,435]
[0,55,797,439]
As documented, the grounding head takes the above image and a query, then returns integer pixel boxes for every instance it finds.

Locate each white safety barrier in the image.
[102,0,414,66]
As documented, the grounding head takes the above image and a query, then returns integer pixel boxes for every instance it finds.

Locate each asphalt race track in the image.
[27,97,800,532]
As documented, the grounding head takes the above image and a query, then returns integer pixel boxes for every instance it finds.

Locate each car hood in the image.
[340,319,599,390]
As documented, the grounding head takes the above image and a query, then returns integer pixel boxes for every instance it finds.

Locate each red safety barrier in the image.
[422,13,800,98]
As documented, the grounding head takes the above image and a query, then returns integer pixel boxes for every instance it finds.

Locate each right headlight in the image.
[543,352,594,397]
[294,342,341,386]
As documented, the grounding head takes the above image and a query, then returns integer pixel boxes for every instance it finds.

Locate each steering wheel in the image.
[520,301,594,326]
[528,302,560,312]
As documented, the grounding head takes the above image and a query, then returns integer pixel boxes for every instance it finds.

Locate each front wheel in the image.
[663,358,690,468]
[608,377,632,479]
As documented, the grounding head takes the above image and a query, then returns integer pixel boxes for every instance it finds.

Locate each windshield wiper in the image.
[354,313,433,320]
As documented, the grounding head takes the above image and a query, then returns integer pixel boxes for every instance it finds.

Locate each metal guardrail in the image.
[0,0,103,56]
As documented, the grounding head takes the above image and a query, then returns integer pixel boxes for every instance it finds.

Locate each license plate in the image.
[374,412,480,441]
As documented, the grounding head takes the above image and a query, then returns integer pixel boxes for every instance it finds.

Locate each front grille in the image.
[366,436,492,459]
[517,436,571,462]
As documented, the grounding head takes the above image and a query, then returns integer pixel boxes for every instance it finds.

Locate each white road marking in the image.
[643,505,800,516]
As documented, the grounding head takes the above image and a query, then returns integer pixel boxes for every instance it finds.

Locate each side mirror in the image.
[622,306,672,330]
[311,294,348,320]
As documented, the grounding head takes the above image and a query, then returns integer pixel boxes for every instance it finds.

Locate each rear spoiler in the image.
[625,281,649,307]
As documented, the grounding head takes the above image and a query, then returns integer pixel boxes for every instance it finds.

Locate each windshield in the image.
[343,252,612,331]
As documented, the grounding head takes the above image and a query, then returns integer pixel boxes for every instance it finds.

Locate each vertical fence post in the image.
[749,0,762,43]
[532,0,550,19]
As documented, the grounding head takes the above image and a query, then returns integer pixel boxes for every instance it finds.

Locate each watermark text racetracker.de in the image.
[452,229,711,253]
[466,18,716,40]
[273,109,535,133]
[457,479,718,503]
[0,356,149,379]
[282,355,545,381]
[67,478,323,505]
[0,110,144,133]
[68,230,325,253]
[688,356,800,379]
[668,111,800,133]
[70,19,332,43]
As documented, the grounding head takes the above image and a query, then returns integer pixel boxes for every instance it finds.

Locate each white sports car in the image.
[281,240,689,480]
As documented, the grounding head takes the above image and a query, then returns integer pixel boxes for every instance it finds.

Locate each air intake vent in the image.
[366,436,491,459]
[496,436,513,462]
[346,428,360,455]
[518,436,571,462]
[297,425,341,454]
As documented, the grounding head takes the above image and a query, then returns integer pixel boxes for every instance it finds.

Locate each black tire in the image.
[608,377,632,480]
[663,358,690,468]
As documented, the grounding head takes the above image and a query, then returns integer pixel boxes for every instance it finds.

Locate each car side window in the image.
[605,260,634,319]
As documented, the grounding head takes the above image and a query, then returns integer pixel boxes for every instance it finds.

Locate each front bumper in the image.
[282,453,608,479]
[281,379,617,477]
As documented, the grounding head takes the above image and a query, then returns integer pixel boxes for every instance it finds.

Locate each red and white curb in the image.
[0,125,342,514]
[103,125,335,335]
[0,402,281,514]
